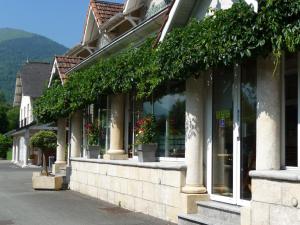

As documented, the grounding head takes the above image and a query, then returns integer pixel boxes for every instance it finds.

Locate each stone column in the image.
[53,118,67,174]
[56,118,67,163]
[256,55,281,170]
[15,139,19,164]
[182,77,207,194]
[104,94,128,160]
[11,138,16,162]
[70,110,83,158]
[22,129,29,167]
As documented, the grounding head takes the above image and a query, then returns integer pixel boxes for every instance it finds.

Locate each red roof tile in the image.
[91,0,124,26]
[55,56,84,81]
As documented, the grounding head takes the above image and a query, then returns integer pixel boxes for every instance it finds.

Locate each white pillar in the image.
[56,118,67,164]
[15,139,19,163]
[256,55,281,170]
[11,138,16,162]
[70,110,83,158]
[104,94,128,160]
[23,130,29,167]
[182,77,207,194]
[53,118,67,174]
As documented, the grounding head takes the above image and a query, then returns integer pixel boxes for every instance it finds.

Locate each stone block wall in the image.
[69,159,186,223]
[247,171,300,225]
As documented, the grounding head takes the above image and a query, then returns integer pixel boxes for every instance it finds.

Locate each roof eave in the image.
[66,8,168,75]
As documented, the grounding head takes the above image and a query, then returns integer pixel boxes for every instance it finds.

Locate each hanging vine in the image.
[34,0,300,123]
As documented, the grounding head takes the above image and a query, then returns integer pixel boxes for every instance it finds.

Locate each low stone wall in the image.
[69,158,186,223]
[248,170,300,225]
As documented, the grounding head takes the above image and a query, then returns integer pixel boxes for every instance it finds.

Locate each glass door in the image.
[209,62,257,204]
[238,60,257,203]
[211,67,235,202]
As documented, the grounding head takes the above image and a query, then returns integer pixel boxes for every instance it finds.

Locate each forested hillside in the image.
[0,28,68,102]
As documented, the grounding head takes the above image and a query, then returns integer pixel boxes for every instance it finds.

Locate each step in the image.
[178,213,233,225]
[178,201,241,225]
[196,201,241,225]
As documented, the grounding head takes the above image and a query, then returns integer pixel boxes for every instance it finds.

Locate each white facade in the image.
[11,94,34,167]
[19,95,33,127]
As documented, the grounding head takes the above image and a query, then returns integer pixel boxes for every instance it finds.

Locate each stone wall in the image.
[69,159,186,223]
[247,170,300,225]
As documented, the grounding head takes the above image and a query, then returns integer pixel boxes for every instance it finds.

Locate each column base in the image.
[181,193,210,214]
[104,149,128,160]
[52,162,67,175]
[103,154,128,160]
[182,185,207,194]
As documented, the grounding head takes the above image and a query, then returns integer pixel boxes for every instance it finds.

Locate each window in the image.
[133,82,186,158]
[20,108,22,127]
[284,52,299,167]
[83,96,111,154]
[24,106,26,125]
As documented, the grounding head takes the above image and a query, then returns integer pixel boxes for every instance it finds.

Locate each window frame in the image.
[130,82,186,161]
[282,52,300,169]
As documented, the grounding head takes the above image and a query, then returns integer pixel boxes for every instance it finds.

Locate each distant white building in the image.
[11,62,55,167]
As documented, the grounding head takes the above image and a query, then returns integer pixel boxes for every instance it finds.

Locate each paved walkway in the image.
[0,161,175,225]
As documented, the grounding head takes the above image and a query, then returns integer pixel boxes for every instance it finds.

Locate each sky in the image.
[0,0,124,48]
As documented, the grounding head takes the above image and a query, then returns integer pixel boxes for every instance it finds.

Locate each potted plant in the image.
[135,115,157,162]
[85,121,100,159]
[30,131,57,176]
[30,131,63,190]
[28,154,35,165]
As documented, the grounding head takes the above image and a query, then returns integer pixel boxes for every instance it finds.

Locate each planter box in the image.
[86,146,100,159]
[32,172,63,190]
[137,143,157,162]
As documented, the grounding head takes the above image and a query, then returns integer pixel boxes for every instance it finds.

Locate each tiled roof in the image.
[20,62,51,98]
[90,0,124,26]
[55,56,84,80]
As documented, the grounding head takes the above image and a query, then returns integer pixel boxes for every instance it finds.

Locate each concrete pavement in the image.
[0,161,175,225]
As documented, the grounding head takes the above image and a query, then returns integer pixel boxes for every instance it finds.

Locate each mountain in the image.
[0,28,68,102]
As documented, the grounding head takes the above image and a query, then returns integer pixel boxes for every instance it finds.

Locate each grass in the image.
[6,149,12,160]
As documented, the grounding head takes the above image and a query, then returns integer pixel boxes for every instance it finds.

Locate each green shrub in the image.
[0,134,12,159]
[30,131,57,151]
[30,131,57,175]
[6,149,12,160]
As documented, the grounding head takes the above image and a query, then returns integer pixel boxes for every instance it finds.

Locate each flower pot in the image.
[86,146,100,159]
[137,143,157,162]
[28,159,33,165]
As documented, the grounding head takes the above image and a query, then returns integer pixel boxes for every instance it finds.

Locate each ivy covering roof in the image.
[34,0,300,123]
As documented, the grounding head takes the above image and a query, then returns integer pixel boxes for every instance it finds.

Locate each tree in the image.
[0,105,9,133]
[30,131,57,176]
[0,134,12,159]
[6,107,19,131]
[0,90,7,105]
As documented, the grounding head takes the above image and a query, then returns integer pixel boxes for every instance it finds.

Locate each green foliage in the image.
[30,131,57,152]
[6,107,20,131]
[6,150,12,160]
[0,94,19,133]
[0,134,12,158]
[35,0,300,123]
[257,0,300,67]
[0,90,7,104]
[135,115,157,144]
[85,121,100,146]
[0,104,9,133]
